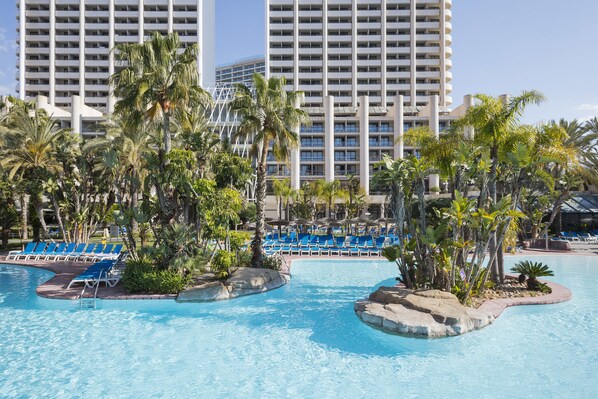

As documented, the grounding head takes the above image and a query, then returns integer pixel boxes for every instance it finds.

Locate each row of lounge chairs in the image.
[263,234,398,257]
[67,255,126,289]
[556,231,598,243]
[7,242,123,262]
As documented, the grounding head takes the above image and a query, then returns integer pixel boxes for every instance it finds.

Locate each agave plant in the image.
[510,260,554,291]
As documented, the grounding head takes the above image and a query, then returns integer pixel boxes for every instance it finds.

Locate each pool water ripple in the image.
[0,256,596,398]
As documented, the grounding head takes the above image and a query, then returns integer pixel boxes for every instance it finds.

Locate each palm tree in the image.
[110,32,212,168]
[458,91,545,282]
[316,179,345,219]
[86,114,153,253]
[231,73,310,267]
[110,32,212,226]
[179,108,220,179]
[538,120,598,236]
[272,178,292,222]
[0,98,69,239]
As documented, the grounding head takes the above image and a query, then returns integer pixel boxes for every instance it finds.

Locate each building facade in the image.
[216,56,266,85]
[266,0,455,199]
[17,0,216,113]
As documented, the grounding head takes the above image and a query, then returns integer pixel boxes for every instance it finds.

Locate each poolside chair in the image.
[7,242,37,260]
[61,243,89,261]
[53,243,78,261]
[358,246,370,256]
[42,242,67,261]
[20,242,48,260]
[34,242,57,261]
[87,244,114,262]
[67,259,120,289]
[374,237,387,249]
[281,244,292,255]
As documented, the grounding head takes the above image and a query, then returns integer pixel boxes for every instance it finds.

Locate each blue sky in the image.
[1,0,597,124]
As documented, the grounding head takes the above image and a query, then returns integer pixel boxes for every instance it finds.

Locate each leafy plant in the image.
[212,249,236,279]
[261,255,283,271]
[510,260,554,292]
[122,257,189,294]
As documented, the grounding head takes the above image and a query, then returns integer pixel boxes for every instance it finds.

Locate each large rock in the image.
[355,287,495,338]
[177,268,288,302]
[177,281,230,302]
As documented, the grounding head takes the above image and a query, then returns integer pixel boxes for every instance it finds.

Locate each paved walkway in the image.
[0,258,176,300]
[479,280,573,318]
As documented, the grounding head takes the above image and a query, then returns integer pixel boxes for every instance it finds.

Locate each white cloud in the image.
[577,103,598,113]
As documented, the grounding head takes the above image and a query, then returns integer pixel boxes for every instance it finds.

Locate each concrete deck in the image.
[0,258,176,300]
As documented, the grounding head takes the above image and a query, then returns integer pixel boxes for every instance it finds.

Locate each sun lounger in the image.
[41,242,67,261]
[7,242,37,260]
[34,242,57,260]
[21,242,48,260]
[81,244,106,262]
[67,259,120,289]
[60,243,89,261]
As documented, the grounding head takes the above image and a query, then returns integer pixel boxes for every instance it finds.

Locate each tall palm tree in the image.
[86,114,153,253]
[458,91,545,282]
[231,73,309,267]
[272,178,293,222]
[317,179,346,219]
[110,32,212,225]
[0,98,69,239]
[110,32,212,166]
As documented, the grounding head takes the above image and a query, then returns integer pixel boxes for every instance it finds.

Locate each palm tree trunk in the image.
[20,194,29,240]
[34,194,47,240]
[50,193,68,242]
[488,146,500,283]
[251,145,269,268]
[163,111,172,155]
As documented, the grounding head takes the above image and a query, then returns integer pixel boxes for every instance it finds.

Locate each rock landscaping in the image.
[355,277,572,338]
[177,267,288,302]
[355,287,494,338]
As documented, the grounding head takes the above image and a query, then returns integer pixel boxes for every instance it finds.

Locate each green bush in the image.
[229,231,251,252]
[122,257,189,294]
[236,249,252,268]
[261,255,282,271]
[212,249,236,279]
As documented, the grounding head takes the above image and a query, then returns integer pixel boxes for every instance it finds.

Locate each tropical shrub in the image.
[261,255,283,271]
[236,249,252,268]
[122,257,189,294]
[510,260,554,292]
[229,231,251,252]
[212,249,236,279]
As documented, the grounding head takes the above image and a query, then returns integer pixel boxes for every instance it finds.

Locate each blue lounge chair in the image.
[53,243,77,261]
[89,244,117,261]
[82,244,105,262]
[67,259,120,289]
[34,242,57,260]
[7,242,37,260]
[61,243,90,261]
[21,242,48,260]
[42,242,67,261]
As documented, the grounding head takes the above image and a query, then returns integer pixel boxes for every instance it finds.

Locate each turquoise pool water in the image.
[0,256,596,398]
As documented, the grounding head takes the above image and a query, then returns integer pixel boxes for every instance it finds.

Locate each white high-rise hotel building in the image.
[266,0,471,200]
[17,0,215,113]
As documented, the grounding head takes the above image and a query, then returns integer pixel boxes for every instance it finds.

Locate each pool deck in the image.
[0,258,177,301]
[0,247,594,302]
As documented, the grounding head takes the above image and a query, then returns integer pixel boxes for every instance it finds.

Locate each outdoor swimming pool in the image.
[0,256,596,398]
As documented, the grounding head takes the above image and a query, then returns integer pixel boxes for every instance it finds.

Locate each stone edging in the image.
[478,279,572,318]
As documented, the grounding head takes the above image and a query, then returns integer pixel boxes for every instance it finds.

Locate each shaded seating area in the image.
[6,242,124,262]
